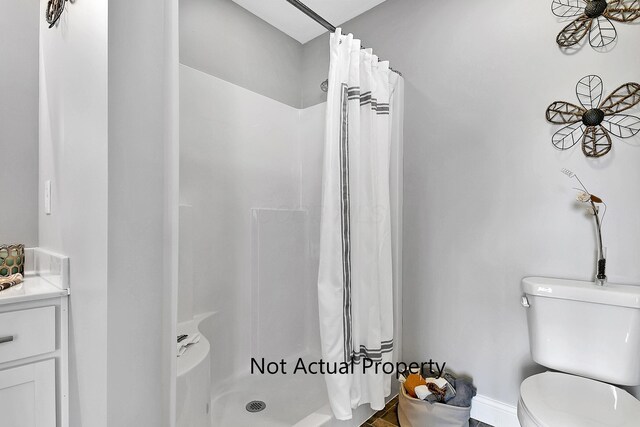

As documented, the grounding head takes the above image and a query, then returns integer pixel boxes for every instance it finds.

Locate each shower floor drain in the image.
[245,400,266,413]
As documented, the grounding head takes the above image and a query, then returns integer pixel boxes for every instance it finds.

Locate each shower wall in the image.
[179,0,321,390]
[179,64,326,385]
[179,61,404,395]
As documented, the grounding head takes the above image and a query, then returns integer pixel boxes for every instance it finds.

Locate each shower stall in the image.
[177,1,402,426]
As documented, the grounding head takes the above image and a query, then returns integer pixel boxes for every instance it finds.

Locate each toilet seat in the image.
[518,372,640,427]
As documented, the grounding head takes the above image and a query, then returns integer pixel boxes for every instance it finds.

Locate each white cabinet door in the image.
[0,359,56,427]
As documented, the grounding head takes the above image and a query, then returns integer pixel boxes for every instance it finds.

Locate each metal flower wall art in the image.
[546,75,640,157]
[552,0,640,50]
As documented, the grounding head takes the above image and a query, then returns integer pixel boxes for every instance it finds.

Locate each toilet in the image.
[519,276,640,427]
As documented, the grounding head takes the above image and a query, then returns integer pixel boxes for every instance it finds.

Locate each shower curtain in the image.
[318,28,404,420]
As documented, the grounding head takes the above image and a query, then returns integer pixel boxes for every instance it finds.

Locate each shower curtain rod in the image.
[286,0,337,33]
[285,0,402,78]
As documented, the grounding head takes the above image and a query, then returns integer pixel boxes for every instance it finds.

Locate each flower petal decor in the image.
[552,0,640,50]
[546,75,640,158]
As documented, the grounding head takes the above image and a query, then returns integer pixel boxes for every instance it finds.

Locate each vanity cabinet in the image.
[0,359,56,427]
[0,284,69,427]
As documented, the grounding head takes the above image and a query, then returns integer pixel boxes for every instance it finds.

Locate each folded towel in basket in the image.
[444,373,476,408]
[416,377,456,403]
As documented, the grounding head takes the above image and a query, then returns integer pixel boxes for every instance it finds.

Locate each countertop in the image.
[0,275,69,306]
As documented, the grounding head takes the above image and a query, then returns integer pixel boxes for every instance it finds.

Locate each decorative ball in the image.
[582,108,605,126]
[584,0,608,19]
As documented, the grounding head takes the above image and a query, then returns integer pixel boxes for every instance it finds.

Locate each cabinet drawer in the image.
[0,307,56,364]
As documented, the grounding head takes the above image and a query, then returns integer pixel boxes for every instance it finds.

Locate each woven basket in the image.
[398,383,471,427]
[0,244,25,277]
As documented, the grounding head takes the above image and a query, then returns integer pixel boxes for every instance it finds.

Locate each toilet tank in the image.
[522,277,640,386]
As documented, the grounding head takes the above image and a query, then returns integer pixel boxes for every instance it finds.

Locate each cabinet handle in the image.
[0,336,14,344]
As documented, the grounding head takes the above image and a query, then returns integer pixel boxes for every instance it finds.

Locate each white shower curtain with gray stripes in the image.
[318,28,403,421]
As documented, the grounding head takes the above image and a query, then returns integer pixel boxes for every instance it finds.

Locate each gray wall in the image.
[40,0,109,423]
[107,0,177,425]
[0,0,39,247]
[180,0,304,108]
[301,33,329,108]
[39,0,177,424]
[303,0,640,406]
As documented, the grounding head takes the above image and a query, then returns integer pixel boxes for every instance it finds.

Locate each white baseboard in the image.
[470,394,519,427]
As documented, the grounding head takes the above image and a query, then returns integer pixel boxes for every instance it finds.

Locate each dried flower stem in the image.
[563,169,608,285]
[569,174,605,260]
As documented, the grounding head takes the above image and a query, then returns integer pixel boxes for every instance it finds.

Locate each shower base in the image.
[211,370,327,426]
[210,366,383,427]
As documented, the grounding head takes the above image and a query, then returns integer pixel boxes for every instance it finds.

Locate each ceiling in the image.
[232,0,387,44]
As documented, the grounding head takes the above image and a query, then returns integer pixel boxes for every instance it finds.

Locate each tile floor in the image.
[360,396,494,427]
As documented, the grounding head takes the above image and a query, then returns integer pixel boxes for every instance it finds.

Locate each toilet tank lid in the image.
[522,277,640,309]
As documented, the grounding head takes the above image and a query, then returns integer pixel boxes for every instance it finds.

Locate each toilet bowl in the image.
[517,372,640,427]
[519,277,640,427]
